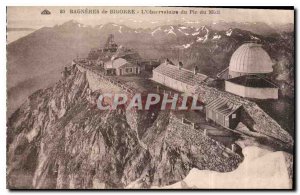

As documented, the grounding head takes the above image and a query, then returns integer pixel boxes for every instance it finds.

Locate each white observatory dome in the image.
[229,43,273,74]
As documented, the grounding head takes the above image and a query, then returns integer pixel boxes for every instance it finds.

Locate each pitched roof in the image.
[104,58,138,69]
[206,97,242,116]
[227,75,278,88]
[153,62,208,86]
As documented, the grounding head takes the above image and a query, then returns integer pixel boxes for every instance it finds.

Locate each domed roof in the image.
[229,43,273,74]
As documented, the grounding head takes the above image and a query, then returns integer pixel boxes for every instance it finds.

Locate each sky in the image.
[7,6,294,29]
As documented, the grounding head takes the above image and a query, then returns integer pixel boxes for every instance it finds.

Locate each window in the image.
[126,68,133,73]
[232,114,236,119]
[208,110,212,118]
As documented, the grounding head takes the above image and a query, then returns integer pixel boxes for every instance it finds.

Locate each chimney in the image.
[165,58,170,64]
[231,144,236,153]
[178,61,183,70]
[193,66,198,75]
[111,56,115,68]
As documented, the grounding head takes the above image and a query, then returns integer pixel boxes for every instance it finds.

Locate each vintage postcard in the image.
[6,6,294,189]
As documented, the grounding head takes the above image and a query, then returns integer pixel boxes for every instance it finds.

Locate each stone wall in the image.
[77,65,122,93]
[76,64,145,142]
[166,114,242,171]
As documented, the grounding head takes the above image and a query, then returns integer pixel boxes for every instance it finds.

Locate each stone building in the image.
[104,57,140,76]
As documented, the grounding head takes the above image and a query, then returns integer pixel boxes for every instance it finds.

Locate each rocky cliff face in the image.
[7,66,243,189]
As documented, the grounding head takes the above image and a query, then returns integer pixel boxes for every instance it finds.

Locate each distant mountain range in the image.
[206,21,293,35]
[7,27,36,31]
[7,20,294,116]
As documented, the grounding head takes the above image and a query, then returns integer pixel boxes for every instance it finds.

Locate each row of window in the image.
[120,67,139,74]
[125,68,133,73]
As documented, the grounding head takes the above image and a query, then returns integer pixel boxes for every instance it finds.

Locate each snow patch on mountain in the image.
[226,29,233,36]
[179,26,188,30]
[167,29,176,36]
[192,31,200,36]
[178,29,189,36]
[195,26,209,42]
[251,35,260,40]
[196,35,208,42]
[201,26,209,31]
[212,34,221,40]
[182,43,193,48]
[151,27,161,36]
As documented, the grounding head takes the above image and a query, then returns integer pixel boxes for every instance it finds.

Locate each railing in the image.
[216,67,228,78]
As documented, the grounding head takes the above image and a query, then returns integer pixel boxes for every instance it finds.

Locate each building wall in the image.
[206,107,241,129]
[245,87,278,99]
[228,108,241,129]
[225,81,278,99]
[117,67,140,76]
[225,81,246,97]
[216,113,226,127]
[206,109,227,128]
[77,65,122,93]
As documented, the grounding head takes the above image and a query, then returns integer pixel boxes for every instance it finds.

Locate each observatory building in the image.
[225,43,278,99]
[152,59,208,94]
[205,97,242,129]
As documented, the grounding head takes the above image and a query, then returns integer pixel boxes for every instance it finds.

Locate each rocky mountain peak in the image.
[7,65,243,189]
